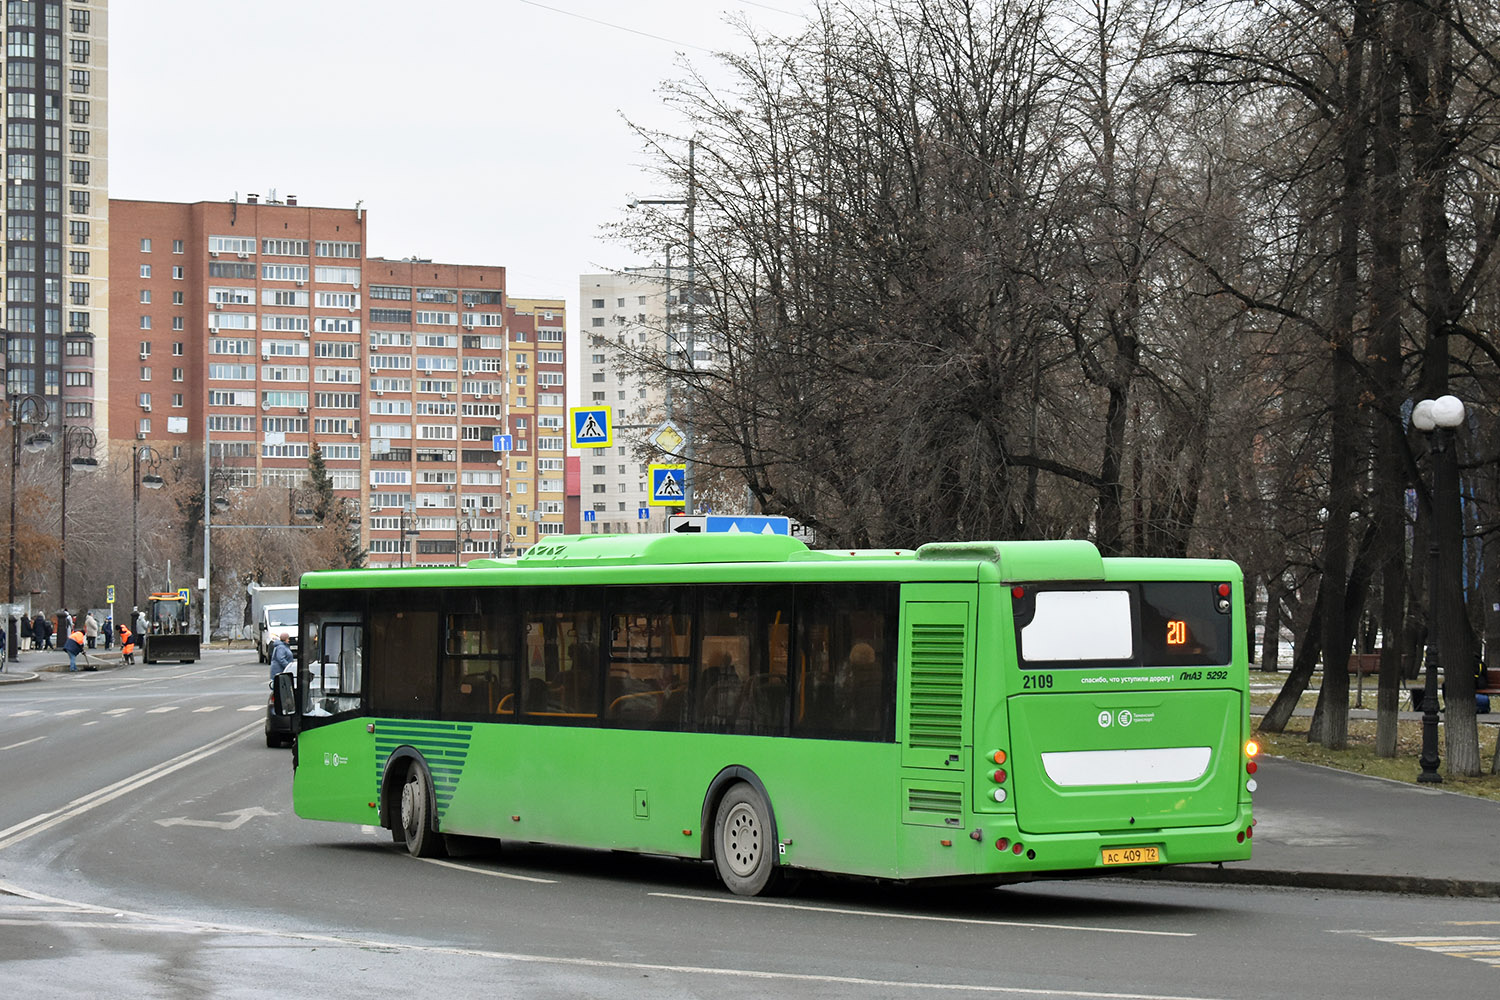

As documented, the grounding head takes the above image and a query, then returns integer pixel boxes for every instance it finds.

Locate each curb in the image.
[1125,865,1500,898]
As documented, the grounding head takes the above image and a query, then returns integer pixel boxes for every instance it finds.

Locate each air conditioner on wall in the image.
[237,252,249,259]
[298,407,307,414]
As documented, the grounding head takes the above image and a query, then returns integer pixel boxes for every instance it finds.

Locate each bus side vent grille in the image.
[907,785,962,816]
[907,622,965,750]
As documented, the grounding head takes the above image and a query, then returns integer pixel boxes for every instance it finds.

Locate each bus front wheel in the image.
[713,782,782,896]
[397,765,445,858]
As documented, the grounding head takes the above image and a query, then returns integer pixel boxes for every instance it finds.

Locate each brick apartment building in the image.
[108,195,565,566]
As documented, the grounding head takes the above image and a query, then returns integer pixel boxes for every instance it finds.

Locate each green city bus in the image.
[281,533,1256,895]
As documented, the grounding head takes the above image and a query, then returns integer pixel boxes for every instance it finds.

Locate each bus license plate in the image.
[1102,846,1159,866]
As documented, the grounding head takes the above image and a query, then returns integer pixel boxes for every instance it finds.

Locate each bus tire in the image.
[713,782,781,896]
[398,764,446,858]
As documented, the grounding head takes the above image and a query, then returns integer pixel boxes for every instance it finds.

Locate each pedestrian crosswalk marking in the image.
[1375,936,1500,968]
[147,707,180,714]
[239,704,262,712]
[56,709,86,717]
[103,708,132,716]
[8,710,42,717]
[194,706,222,713]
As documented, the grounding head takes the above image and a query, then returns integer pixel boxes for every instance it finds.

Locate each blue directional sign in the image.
[583,510,596,522]
[707,515,791,535]
[648,464,686,506]
[491,433,513,452]
[637,506,651,520]
[569,406,612,448]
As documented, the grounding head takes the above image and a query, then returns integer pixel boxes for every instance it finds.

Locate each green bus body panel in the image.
[295,719,904,877]
[290,537,1255,883]
[1006,690,1243,835]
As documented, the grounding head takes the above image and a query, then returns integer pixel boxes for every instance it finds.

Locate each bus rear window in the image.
[1015,582,1231,668]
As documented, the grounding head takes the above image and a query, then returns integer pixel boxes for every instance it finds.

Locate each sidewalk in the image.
[1139,754,1500,897]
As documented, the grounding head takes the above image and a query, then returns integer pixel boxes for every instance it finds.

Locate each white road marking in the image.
[8,710,42,717]
[648,892,1194,938]
[193,706,223,713]
[55,709,87,716]
[103,708,132,716]
[417,856,557,884]
[0,720,261,852]
[0,736,46,751]
[0,884,1232,999]
[238,705,263,712]
[147,706,180,714]
[155,807,278,831]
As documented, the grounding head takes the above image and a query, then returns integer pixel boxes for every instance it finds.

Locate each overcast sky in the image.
[110,0,813,311]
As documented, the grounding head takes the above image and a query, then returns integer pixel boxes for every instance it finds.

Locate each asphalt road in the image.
[2,650,1498,998]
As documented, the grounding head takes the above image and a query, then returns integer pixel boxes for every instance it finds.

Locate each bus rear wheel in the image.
[713,782,782,896]
[397,765,446,858]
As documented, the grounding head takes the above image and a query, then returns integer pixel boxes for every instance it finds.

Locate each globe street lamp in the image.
[8,394,52,662]
[1410,394,1466,783]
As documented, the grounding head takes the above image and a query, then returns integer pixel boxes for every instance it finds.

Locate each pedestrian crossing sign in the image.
[649,464,687,506]
[569,407,612,448]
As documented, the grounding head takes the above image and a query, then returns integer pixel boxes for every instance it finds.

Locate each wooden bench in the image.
[1347,652,1382,676]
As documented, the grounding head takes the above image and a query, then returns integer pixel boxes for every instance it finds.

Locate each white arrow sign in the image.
[155,806,278,831]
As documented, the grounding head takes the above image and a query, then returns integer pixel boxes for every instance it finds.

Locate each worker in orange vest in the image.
[119,624,135,665]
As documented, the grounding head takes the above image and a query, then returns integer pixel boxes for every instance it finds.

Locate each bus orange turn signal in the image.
[1245,740,1259,758]
[991,749,1007,765]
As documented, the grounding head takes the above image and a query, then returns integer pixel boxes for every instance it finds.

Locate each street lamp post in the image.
[59,425,98,612]
[132,445,166,614]
[629,137,697,515]
[7,394,52,661]
[1411,394,1466,783]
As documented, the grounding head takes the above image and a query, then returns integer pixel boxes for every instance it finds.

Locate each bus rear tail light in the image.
[1216,582,1232,613]
[995,837,1009,851]
[991,769,1007,784]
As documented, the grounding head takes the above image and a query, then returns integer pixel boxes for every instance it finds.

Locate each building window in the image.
[140,289,151,304]
[68,159,89,184]
[68,189,89,214]
[68,220,89,244]
[69,251,89,274]
[140,316,152,330]
[141,238,153,253]
[68,38,89,63]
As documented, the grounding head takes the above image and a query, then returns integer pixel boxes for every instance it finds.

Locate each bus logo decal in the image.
[1097,711,1113,728]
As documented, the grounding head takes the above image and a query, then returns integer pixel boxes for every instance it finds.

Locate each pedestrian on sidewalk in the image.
[1,619,7,669]
[18,614,31,651]
[64,628,85,672]
[103,614,113,649]
[119,624,135,665]
[84,612,99,649]
[32,613,51,651]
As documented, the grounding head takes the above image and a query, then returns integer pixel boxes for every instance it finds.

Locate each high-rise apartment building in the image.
[578,269,675,533]
[109,195,564,566]
[4,0,109,432]
[503,297,568,551]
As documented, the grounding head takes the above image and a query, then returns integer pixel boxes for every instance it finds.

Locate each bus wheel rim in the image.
[400,779,417,836]
[723,802,761,878]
